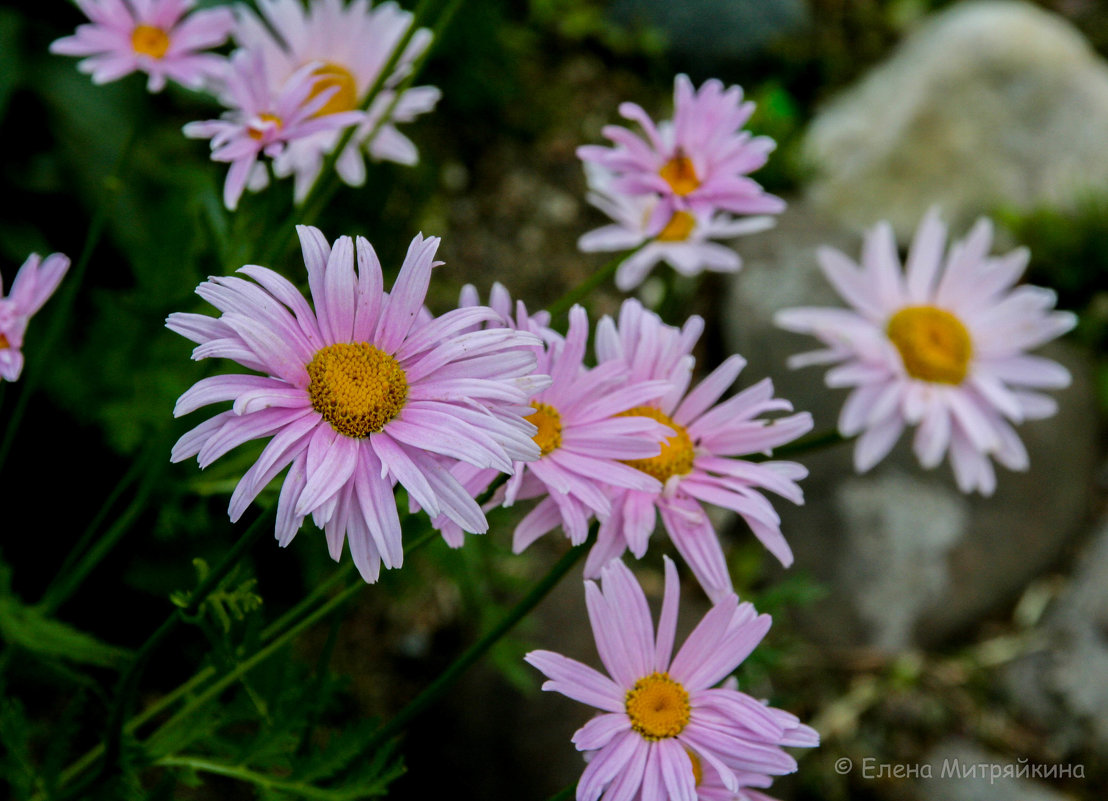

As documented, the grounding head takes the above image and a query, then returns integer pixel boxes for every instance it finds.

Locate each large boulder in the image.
[804,0,1108,241]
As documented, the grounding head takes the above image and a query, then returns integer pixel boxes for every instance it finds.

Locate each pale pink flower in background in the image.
[183,51,362,210]
[234,0,441,201]
[579,164,776,291]
[775,209,1076,495]
[0,253,70,382]
[590,300,812,602]
[526,557,818,801]
[50,0,234,92]
[168,226,549,581]
[430,284,676,550]
[578,74,784,233]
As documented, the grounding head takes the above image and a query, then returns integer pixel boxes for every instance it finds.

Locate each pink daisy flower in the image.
[526,556,818,801]
[430,283,677,551]
[0,253,70,383]
[183,50,363,210]
[577,74,785,233]
[234,0,441,201]
[589,300,812,602]
[50,0,234,93]
[774,209,1077,496]
[579,164,776,291]
[168,226,548,581]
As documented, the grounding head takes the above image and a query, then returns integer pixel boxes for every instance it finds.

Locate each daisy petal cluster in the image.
[775,209,1077,495]
[50,0,234,93]
[429,283,677,551]
[589,300,812,602]
[0,253,71,382]
[168,226,548,581]
[233,0,441,201]
[577,75,784,289]
[183,51,363,210]
[526,557,818,801]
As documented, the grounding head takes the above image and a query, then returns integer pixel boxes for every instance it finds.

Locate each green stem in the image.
[0,123,140,475]
[362,535,591,752]
[547,247,642,318]
[155,755,346,800]
[544,784,576,801]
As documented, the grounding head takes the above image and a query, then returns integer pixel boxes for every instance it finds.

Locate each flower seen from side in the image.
[233,0,441,201]
[774,209,1076,495]
[578,74,785,232]
[183,50,362,210]
[0,253,71,383]
[50,0,234,93]
[525,557,818,801]
[578,164,776,291]
[168,226,549,581]
[590,300,812,602]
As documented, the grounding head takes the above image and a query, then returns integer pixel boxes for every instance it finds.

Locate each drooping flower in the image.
[183,50,362,210]
[168,227,548,581]
[578,164,776,291]
[430,283,676,550]
[233,0,441,201]
[526,557,818,801]
[50,0,234,93]
[775,209,1076,495]
[589,300,812,602]
[578,74,784,234]
[0,253,70,382]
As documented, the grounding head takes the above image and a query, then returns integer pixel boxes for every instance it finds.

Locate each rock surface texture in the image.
[804,0,1108,241]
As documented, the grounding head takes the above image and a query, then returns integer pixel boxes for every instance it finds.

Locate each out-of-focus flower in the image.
[775,209,1077,495]
[590,300,812,602]
[234,0,441,201]
[526,557,818,801]
[168,227,548,581]
[183,51,362,210]
[430,283,675,551]
[578,74,784,233]
[50,0,234,92]
[579,165,776,291]
[0,253,70,383]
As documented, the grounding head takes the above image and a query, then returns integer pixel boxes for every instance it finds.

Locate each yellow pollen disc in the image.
[248,113,283,140]
[886,305,973,385]
[308,63,359,116]
[525,402,563,456]
[0,333,9,350]
[656,210,696,242]
[686,749,703,787]
[617,406,695,483]
[659,154,700,196]
[131,25,170,59]
[306,342,408,438]
[625,672,691,740]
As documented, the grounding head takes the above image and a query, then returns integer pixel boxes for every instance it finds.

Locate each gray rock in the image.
[723,200,1099,649]
[918,739,1076,801]
[804,0,1108,241]
[1004,515,1108,757]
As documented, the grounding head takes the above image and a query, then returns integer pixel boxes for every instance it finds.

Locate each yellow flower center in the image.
[131,25,170,59]
[617,406,695,483]
[248,113,283,140]
[308,63,359,117]
[687,749,703,787]
[625,672,691,740]
[525,402,562,456]
[306,342,408,438]
[0,333,9,350]
[656,210,696,242]
[659,154,700,196]
[886,305,973,385]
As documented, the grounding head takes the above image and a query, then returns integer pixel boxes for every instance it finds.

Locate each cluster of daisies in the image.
[51,0,440,209]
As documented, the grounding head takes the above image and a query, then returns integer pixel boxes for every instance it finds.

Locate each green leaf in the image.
[0,596,132,670]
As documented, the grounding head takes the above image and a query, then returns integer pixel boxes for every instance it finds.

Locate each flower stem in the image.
[0,123,139,475]
[547,247,642,318]
[154,755,345,800]
[361,533,592,753]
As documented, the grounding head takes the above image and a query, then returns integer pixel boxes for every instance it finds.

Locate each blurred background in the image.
[1,0,1107,799]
